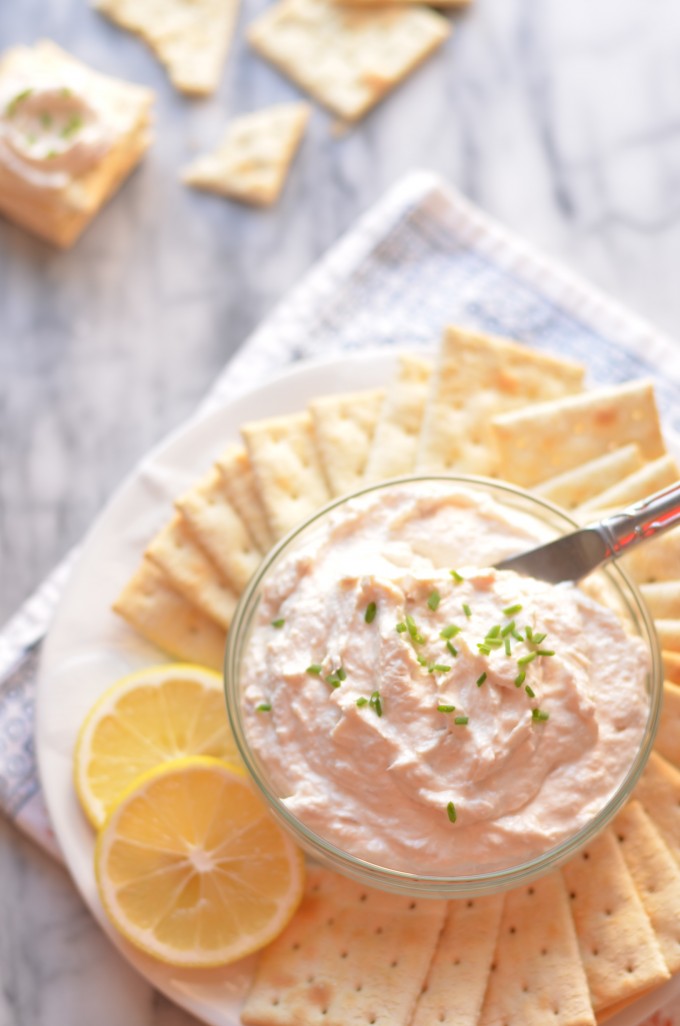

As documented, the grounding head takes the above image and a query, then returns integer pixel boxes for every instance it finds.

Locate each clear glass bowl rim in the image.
[224,474,663,898]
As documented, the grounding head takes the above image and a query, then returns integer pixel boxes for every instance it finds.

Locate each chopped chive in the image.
[501,620,515,637]
[429,664,451,674]
[485,638,503,649]
[6,88,32,117]
[356,697,369,707]
[525,684,536,698]
[504,637,512,656]
[396,622,407,634]
[61,114,83,138]
[536,649,555,658]
[503,603,523,617]
[514,670,526,688]
[447,801,457,823]
[532,632,547,644]
[417,655,428,667]
[325,675,341,689]
[525,626,534,642]
[517,652,538,667]
[364,601,377,624]
[446,641,458,658]
[476,672,487,688]
[462,603,472,618]
[40,112,52,128]
[511,629,524,642]
[532,708,550,722]
[272,618,285,628]
[336,667,347,681]
[450,570,464,584]
[440,624,461,640]
[46,149,58,159]
[454,716,469,726]
[61,87,72,98]
[438,703,456,713]
[405,614,426,644]
[486,625,501,639]
[306,664,322,675]
[477,644,490,655]
[369,690,383,717]
[255,702,271,712]
[428,590,441,611]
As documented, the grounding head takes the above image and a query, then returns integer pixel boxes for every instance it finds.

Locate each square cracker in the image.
[364,354,432,483]
[241,411,331,540]
[634,751,680,865]
[577,454,679,515]
[113,558,226,670]
[491,379,666,488]
[241,866,446,1026]
[182,103,310,207]
[412,894,503,1026]
[478,872,594,1026]
[416,325,585,476]
[532,444,643,511]
[561,827,669,1011]
[94,0,239,95]
[145,514,238,630]
[248,0,450,123]
[621,529,680,584]
[612,800,680,973]
[215,444,273,555]
[309,388,384,497]
[175,467,262,594]
[655,681,680,769]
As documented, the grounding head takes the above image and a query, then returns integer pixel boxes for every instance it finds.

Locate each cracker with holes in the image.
[478,872,594,1026]
[364,354,432,483]
[242,411,331,540]
[655,681,680,769]
[113,559,226,670]
[241,866,446,1026]
[577,454,678,515]
[561,828,669,1011]
[416,325,585,476]
[175,467,262,594]
[182,103,310,207]
[309,389,384,497]
[622,529,680,584]
[215,444,274,555]
[412,894,503,1026]
[247,0,450,124]
[634,751,680,863]
[532,445,643,510]
[491,379,666,488]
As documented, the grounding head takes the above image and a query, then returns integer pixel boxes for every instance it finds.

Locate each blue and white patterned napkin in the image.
[2,169,680,863]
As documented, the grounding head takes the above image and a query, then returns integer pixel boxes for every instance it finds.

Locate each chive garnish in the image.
[364,601,377,624]
[369,690,383,717]
[255,702,271,712]
[517,652,537,667]
[272,618,285,628]
[504,637,512,656]
[429,664,451,674]
[446,641,458,658]
[61,87,72,98]
[61,113,83,138]
[476,672,487,688]
[477,644,490,655]
[396,622,407,633]
[306,664,322,675]
[462,603,472,618]
[417,655,428,667]
[356,697,368,707]
[450,570,464,584]
[440,624,461,640]
[503,603,523,616]
[447,801,457,823]
[511,629,523,642]
[525,684,536,698]
[438,703,456,713]
[532,708,550,722]
[454,716,469,725]
[405,614,426,644]
[40,112,52,128]
[515,670,526,688]
[501,620,515,637]
[336,667,347,681]
[536,649,555,658]
[6,88,32,117]
[525,626,534,642]
[428,590,441,611]
[486,625,501,639]
[46,150,58,159]
[326,675,341,689]
[484,638,503,649]
[532,632,547,644]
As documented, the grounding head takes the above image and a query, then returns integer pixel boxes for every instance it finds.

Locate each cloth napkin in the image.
[2,170,680,1022]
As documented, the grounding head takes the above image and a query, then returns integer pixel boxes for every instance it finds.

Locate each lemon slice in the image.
[95,757,305,967]
[74,663,242,828]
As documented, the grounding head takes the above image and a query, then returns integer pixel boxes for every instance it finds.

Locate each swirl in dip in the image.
[240,483,649,875]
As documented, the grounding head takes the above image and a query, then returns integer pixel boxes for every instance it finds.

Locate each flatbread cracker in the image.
[491,380,665,488]
[175,467,261,593]
[145,514,238,630]
[655,680,680,769]
[248,0,450,124]
[561,827,669,1011]
[577,454,678,514]
[241,866,446,1026]
[635,751,680,864]
[113,559,226,670]
[532,445,643,510]
[479,872,594,1026]
[94,0,238,95]
[215,444,273,555]
[242,411,331,540]
[613,800,680,973]
[364,354,432,483]
[417,325,585,476]
[412,894,503,1026]
[309,389,384,497]
[182,103,310,207]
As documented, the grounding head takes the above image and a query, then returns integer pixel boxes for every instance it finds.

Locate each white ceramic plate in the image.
[36,351,680,1026]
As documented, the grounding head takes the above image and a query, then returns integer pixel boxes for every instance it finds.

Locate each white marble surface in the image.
[3,0,680,1022]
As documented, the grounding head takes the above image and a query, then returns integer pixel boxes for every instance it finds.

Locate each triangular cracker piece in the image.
[241,867,446,1026]
[634,751,680,863]
[93,0,238,95]
[412,894,503,1026]
[479,872,594,1026]
[145,514,238,630]
[532,445,643,511]
[621,529,680,584]
[364,354,432,483]
[577,455,678,515]
[491,380,665,488]
[113,559,226,670]
[417,325,585,476]
[182,103,310,206]
[215,444,273,555]
[561,827,669,1012]
[309,389,384,497]
[242,411,331,540]
[248,0,450,124]
[656,680,680,769]
[612,800,680,973]
[175,467,262,593]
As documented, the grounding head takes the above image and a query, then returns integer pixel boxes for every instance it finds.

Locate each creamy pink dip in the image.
[241,484,649,874]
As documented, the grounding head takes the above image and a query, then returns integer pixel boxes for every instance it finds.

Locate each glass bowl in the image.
[224,475,662,898]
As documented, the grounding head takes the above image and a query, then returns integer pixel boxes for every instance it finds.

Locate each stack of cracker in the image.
[114,323,680,1024]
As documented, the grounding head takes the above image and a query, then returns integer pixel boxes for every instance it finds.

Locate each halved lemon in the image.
[95,757,305,967]
[74,663,243,828]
